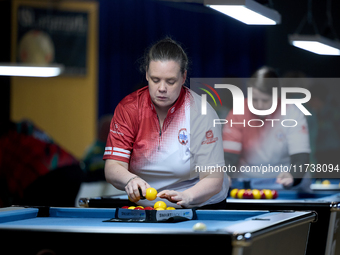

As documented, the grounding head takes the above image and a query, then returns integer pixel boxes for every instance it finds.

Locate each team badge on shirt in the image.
[110,122,124,136]
[178,128,188,145]
[202,130,218,145]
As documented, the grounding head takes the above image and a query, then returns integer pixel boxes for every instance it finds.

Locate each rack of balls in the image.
[124,187,177,210]
[121,201,176,211]
[115,203,194,223]
[230,189,278,199]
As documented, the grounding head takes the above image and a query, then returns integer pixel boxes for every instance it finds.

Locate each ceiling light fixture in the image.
[289,0,340,56]
[0,64,64,77]
[289,34,340,56]
[204,0,281,25]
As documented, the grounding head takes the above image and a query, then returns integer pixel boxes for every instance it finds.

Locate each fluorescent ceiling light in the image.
[204,0,281,25]
[289,35,340,56]
[0,64,64,77]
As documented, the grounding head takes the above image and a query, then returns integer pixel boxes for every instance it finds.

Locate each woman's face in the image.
[252,87,273,112]
[146,60,187,113]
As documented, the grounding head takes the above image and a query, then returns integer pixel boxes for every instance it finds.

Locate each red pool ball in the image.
[144,207,155,210]
[260,190,266,199]
[134,206,145,210]
[243,189,253,199]
[121,206,129,209]
[271,190,278,199]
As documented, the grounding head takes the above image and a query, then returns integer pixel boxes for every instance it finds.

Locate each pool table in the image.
[0,207,315,255]
[310,178,340,191]
[80,191,340,255]
[227,191,340,255]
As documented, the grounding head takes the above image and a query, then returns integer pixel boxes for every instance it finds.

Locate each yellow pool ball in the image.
[154,201,167,210]
[230,189,238,198]
[322,180,331,186]
[237,189,245,199]
[128,206,136,210]
[166,207,176,210]
[145,187,158,201]
[155,208,165,210]
[192,222,207,231]
[252,189,261,199]
[263,189,273,199]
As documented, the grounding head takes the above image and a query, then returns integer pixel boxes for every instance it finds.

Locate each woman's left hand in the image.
[157,190,193,208]
[276,172,294,188]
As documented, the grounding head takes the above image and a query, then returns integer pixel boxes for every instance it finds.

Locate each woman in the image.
[104,38,229,208]
[223,66,311,191]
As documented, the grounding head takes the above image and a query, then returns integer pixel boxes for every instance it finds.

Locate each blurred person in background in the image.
[82,114,112,182]
[0,120,84,207]
[223,66,311,191]
[307,84,340,166]
[283,71,317,165]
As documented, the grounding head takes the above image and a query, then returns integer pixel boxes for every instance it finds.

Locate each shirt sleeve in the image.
[222,110,243,154]
[286,106,311,155]
[103,102,137,163]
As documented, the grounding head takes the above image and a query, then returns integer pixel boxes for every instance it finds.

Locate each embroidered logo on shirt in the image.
[201,130,218,145]
[178,128,188,145]
[206,130,213,139]
[110,122,124,136]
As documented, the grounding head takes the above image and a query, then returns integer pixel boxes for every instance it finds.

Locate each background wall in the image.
[97,0,266,117]
[0,0,11,128]
[5,0,340,160]
[10,0,98,159]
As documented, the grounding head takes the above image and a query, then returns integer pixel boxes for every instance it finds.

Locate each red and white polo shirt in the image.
[104,86,228,207]
[223,99,310,178]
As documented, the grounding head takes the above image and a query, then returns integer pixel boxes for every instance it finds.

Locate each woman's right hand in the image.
[125,176,151,202]
[104,160,151,202]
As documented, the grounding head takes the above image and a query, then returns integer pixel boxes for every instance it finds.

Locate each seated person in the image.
[82,114,112,182]
[0,120,84,207]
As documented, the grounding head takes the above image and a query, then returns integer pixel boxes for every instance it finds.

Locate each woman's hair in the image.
[141,37,188,75]
[248,66,280,95]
